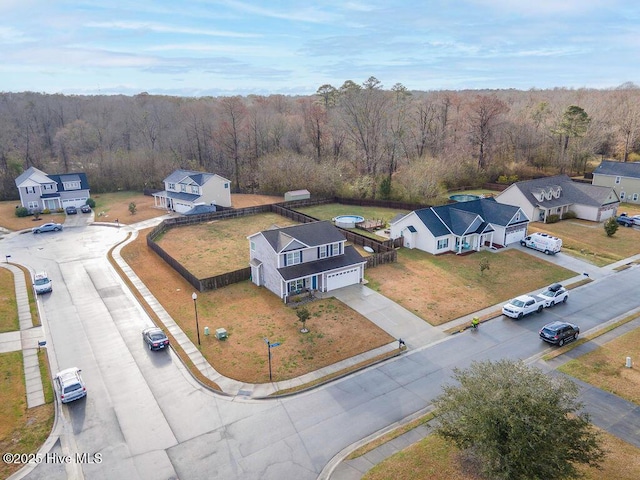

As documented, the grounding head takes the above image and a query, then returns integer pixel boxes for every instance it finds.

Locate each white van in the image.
[33,271,53,294]
[520,232,562,255]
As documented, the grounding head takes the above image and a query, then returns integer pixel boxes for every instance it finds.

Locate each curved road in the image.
[5,218,639,480]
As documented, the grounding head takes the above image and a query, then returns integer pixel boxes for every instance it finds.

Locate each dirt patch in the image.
[121,229,394,384]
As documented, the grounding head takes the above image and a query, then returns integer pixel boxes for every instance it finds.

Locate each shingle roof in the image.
[260,221,347,253]
[593,160,640,179]
[277,245,365,281]
[46,172,90,191]
[163,169,230,186]
[508,174,616,207]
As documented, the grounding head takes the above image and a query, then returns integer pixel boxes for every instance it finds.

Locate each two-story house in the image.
[153,169,232,213]
[248,221,367,302]
[14,166,90,213]
[592,160,640,204]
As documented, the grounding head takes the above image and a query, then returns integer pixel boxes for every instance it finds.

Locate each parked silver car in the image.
[55,367,87,403]
[32,222,63,234]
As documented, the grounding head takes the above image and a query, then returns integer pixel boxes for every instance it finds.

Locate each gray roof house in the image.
[153,169,232,213]
[496,174,619,222]
[248,221,366,302]
[14,166,90,213]
[389,198,529,255]
[592,160,640,204]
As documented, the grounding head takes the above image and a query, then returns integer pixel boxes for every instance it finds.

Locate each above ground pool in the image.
[334,215,365,228]
[449,194,481,202]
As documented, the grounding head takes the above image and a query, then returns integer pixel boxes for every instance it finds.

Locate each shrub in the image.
[546,214,560,223]
[562,211,577,220]
[604,216,618,237]
[42,208,51,215]
[86,198,96,208]
[15,206,29,217]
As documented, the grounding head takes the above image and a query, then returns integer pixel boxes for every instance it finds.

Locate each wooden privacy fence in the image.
[146,199,403,293]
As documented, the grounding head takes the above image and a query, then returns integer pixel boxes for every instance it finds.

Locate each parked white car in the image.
[33,271,52,294]
[539,283,568,307]
[54,367,87,403]
[502,294,546,319]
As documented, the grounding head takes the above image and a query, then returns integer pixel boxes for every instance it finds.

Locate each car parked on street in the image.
[539,321,580,346]
[33,271,53,294]
[81,204,92,213]
[539,283,568,306]
[54,367,87,403]
[631,214,640,226]
[66,206,78,215]
[32,222,63,234]
[142,327,170,351]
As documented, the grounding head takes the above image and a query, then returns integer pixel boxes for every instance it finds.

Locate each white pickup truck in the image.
[502,294,546,319]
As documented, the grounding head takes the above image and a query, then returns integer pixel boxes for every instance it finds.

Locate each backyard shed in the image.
[284,189,310,201]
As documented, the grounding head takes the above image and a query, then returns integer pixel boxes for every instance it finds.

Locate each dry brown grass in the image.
[121,230,394,384]
[365,248,575,326]
[362,428,640,480]
[0,267,18,332]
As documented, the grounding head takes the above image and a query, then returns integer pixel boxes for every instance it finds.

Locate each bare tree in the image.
[466,94,509,169]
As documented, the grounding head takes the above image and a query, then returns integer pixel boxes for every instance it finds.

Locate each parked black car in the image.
[539,321,580,346]
[616,213,634,227]
[66,206,77,215]
[81,204,92,213]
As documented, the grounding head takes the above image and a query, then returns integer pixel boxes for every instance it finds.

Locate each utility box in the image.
[215,328,228,340]
[284,189,310,202]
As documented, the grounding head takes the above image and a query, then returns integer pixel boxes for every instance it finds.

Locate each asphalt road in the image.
[4,219,639,480]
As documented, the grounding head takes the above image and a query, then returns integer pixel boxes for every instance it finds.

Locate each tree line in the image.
[1,79,639,201]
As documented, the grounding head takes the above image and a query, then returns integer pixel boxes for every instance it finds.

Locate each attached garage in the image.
[326,267,361,291]
[504,224,527,245]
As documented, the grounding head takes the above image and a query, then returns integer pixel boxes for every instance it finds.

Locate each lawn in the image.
[156,213,299,277]
[0,351,54,480]
[362,427,640,480]
[559,327,640,405]
[529,218,640,267]
[364,248,576,326]
[121,230,395,384]
[0,267,19,332]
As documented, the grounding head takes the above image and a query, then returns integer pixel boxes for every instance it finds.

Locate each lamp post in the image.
[192,292,201,346]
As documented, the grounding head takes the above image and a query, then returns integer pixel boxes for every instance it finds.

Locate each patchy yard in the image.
[156,213,299,277]
[121,230,394,384]
[529,218,640,267]
[365,248,576,326]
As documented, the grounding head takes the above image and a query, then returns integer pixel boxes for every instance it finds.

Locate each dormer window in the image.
[615,176,621,184]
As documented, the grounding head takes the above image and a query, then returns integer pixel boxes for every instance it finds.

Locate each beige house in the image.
[592,160,640,204]
[496,174,619,223]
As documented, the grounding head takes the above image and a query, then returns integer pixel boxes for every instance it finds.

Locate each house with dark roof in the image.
[389,198,529,255]
[496,174,619,223]
[248,221,366,301]
[152,169,232,213]
[592,160,640,204]
[14,166,90,213]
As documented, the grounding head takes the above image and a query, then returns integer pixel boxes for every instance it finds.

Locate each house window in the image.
[437,238,449,249]
[330,242,341,256]
[318,245,328,259]
[615,176,621,184]
[514,212,520,221]
[285,251,301,266]
[168,183,175,190]
[633,193,639,202]
[250,241,256,251]
[191,186,199,194]
[289,279,304,292]
[180,184,187,192]
[620,191,626,200]
[63,181,80,190]
[224,183,229,189]
[25,186,35,194]
[28,201,39,210]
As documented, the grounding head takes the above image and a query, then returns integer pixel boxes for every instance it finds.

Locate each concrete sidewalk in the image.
[0,263,46,408]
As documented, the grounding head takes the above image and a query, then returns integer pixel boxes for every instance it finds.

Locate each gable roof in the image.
[507,174,616,207]
[15,166,52,187]
[278,245,365,281]
[47,172,90,191]
[593,160,640,179]
[164,169,230,186]
[258,221,346,253]
[15,166,90,191]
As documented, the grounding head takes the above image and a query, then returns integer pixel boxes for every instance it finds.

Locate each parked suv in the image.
[539,321,580,346]
[539,283,568,306]
[33,271,52,294]
[54,367,87,403]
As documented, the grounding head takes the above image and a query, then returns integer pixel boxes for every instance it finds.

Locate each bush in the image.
[15,206,29,217]
[86,198,96,208]
[42,208,51,215]
[562,211,577,220]
[546,214,560,223]
[604,216,619,237]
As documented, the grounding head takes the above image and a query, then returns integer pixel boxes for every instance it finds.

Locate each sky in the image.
[1,0,638,97]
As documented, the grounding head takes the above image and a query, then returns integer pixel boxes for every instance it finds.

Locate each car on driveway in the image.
[539,283,568,306]
[32,222,63,234]
[54,367,87,403]
[142,327,170,351]
[81,204,92,213]
[66,206,78,215]
[539,321,580,346]
[616,214,634,227]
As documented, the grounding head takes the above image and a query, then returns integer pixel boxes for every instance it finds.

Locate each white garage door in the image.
[326,268,360,291]
[504,226,527,245]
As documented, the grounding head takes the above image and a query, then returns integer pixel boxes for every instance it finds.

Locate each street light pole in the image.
[192,292,201,346]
